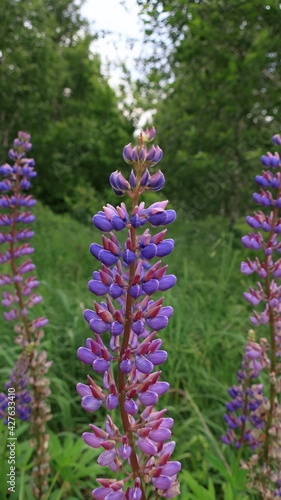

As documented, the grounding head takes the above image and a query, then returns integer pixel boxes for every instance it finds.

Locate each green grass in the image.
[0,204,258,498]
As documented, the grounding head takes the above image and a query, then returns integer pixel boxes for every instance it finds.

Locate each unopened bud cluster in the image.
[77,128,180,499]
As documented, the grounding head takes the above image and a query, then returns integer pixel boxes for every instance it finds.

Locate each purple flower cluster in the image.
[0,131,48,331]
[0,351,32,422]
[0,133,52,498]
[77,128,180,499]
[93,201,176,233]
[240,138,281,330]
[223,133,281,497]
[221,339,267,450]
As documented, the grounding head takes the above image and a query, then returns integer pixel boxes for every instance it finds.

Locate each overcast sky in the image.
[81,0,144,85]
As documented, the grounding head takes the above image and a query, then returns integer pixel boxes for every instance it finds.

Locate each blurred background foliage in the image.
[0,0,133,213]
[135,0,281,223]
[1,0,281,222]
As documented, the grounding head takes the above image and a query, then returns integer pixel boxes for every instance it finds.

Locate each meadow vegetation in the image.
[0,201,258,499]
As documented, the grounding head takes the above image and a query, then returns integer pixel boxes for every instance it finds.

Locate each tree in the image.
[136,0,281,222]
[0,0,133,213]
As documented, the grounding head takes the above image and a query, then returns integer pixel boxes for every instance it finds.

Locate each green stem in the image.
[44,469,61,500]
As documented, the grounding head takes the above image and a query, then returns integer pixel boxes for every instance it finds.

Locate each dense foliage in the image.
[0,203,254,498]
[136,0,281,222]
[0,0,133,214]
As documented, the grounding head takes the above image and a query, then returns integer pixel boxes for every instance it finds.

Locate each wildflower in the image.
[77,128,180,498]
[223,132,281,497]
[0,132,51,499]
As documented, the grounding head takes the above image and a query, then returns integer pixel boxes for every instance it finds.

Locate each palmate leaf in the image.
[49,432,99,480]
[181,471,216,500]
[206,452,250,498]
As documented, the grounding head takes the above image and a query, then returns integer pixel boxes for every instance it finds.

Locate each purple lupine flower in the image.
[0,132,48,331]
[221,339,267,450]
[0,132,51,499]
[223,133,281,497]
[77,128,180,498]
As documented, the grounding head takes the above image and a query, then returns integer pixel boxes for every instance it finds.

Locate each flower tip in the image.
[143,126,156,142]
[272,134,281,147]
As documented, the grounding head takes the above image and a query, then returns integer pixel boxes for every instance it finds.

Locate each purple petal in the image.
[148,212,168,226]
[90,243,103,259]
[76,383,92,397]
[123,249,136,264]
[162,461,181,476]
[129,284,142,298]
[106,491,126,500]
[158,275,176,291]
[111,215,126,231]
[110,321,124,336]
[150,381,169,395]
[92,359,110,373]
[92,487,112,499]
[137,437,157,455]
[243,292,260,306]
[82,432,102,448]
[128,487,142,500]
[156,239,174,257]
[89,318,109,334]
[97,449,116,466]
[120,359,133,374]
[141,244,157,259]
[148,350,168,365]
[105,394,119,410]
[146,315,169,331]
[81,396,103,412]
[99,250,119,266]
[124,399,139,415]
[152,475,172,490]
[118,444,132,460]
[77,347,97,364]
[132,320,145,335]
[88,280,109,296]
[160,418,174,429]
[160,306,173,318]
[84,309,98,322]
[142,279,159,295]
[109,283,124,299]
[149,428,171,442]
[135,356,154,374]
[93,214,113,232]
[139,390,158,406]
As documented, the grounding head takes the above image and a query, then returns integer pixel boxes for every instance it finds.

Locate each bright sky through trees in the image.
[81,0,144,85]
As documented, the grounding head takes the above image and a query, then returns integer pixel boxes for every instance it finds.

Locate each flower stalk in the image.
[222,133,281,497]
[0,132,51,498]
[77,127,181,499]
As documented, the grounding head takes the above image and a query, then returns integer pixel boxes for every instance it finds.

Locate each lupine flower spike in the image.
[223,132,281,498]
[0,132,52,499]
[77,128,181,499]
[0,348,32,422]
